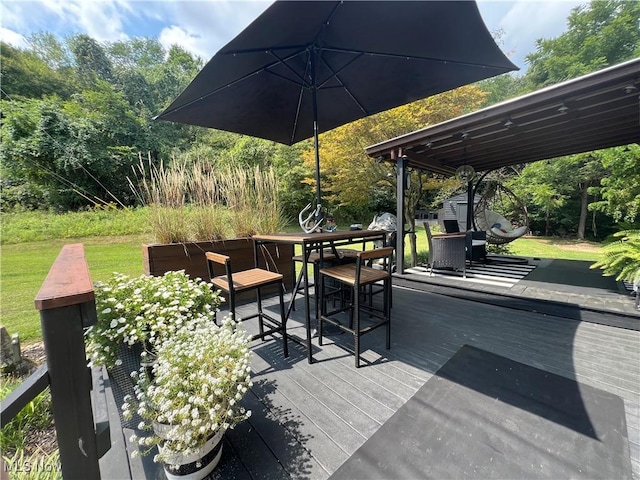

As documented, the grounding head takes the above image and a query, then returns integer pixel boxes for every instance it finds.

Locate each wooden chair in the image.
[206,252,288,357]
[318,247,394,368]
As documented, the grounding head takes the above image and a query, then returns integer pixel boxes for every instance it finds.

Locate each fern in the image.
[591,230,640,282]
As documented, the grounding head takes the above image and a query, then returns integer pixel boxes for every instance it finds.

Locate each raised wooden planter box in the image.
[142,239,294,302]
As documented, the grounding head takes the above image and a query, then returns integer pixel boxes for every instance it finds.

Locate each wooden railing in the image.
[0,244,110,478]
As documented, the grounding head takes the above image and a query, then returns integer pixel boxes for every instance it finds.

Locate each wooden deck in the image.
[101,282,640,479]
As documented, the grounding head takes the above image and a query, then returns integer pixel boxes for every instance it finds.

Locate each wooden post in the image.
[35,244,103,479]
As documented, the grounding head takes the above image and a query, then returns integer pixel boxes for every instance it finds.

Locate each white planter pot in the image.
[157,428,224,480]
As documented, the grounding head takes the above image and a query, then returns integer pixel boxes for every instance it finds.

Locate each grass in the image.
[403,229,602,264]
[0,380,53,454]
[1,235,146,343]
[507,236,603,261]
[1,208,151,245]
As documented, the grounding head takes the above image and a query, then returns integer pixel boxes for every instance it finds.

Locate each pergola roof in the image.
[365,57,640,175]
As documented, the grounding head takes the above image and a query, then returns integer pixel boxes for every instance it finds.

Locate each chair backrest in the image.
[443,219,461,233]
[423,222,434,251]
[205,252,233,287]
[357,246,395,263]
[355,246,394,285]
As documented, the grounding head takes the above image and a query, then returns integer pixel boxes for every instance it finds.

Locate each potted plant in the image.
[123,317,252,478]
[85,270,222,370]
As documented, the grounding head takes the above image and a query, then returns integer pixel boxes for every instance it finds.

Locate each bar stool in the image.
[290,249,338,313]
[318,246,394,368]
[206,252,288,358]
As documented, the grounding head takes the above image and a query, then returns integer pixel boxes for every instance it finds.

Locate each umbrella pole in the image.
[311,61,323,224]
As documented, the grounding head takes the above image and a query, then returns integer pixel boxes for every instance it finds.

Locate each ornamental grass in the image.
[129,156,286,243]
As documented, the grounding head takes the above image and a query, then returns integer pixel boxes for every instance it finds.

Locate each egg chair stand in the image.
[471,173,530,264]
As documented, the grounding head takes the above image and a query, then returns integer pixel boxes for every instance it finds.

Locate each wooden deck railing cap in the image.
[35,243,95,311]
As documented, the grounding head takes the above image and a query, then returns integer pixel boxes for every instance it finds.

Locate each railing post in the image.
[35,244,101,479]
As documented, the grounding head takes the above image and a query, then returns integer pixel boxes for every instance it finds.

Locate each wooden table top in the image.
[253,229,387,244]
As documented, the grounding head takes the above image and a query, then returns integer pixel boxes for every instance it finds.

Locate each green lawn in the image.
[1,229,603,345]
[404,230,602,263]
[1,236,146,342]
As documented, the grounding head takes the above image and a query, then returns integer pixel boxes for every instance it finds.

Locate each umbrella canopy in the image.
[156,0,517,210]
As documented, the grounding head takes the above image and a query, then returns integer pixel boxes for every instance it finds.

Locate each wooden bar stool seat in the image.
[318,247,394,368]
[206,252,288,358]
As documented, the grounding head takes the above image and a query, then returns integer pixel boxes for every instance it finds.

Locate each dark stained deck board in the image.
[101,285,639,479]
[239,286,640,476]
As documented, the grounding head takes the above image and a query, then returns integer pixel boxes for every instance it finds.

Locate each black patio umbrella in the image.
[156,1,517,219]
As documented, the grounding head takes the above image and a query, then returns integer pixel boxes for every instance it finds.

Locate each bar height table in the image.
[252,230,388,363]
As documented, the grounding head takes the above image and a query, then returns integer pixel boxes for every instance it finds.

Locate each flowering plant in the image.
[85,270,222,368]
[123,316,252,468]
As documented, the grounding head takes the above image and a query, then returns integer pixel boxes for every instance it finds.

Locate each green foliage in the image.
[589,145,640,223]
[1,84,147,209]
[0,41,74,99]
[1,35,207,211]
[0,381,53,454]
[69,34,113,85]
[28,32,72,70]
[525,0,640,86]
[507,155,619,239]
[477,73,526,106]
[591,230,640,282]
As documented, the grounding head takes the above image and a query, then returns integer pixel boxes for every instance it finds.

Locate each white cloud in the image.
[1,0,133,44]
[0,27,29,49]
[158,25,206,58]
[72,0,130,43]
[484,0,584,69]
[156,1,271,60]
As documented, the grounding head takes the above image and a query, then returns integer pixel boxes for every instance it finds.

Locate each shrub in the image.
[85,270,222,368]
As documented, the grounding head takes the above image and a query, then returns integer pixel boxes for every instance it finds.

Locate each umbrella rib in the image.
[289,50,312,145]
[159,48,312,117]
[316,52,369,115]
[268,48,312,88]
[321,46,514,71]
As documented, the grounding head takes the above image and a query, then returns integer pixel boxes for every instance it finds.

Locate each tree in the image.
[0,42,75,99]
[589,145,640,224]
[1,82,145,209]
[302,86,488,218]
[69,34,113,85]
[510,0,640,237]
[525,0,640,87]
[509,162,569,236]
[28,32,73,70]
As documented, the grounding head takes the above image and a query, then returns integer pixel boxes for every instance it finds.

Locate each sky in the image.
[1,0,586,73]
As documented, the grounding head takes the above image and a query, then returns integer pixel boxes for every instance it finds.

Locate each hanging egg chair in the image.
[473,180,529,245]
